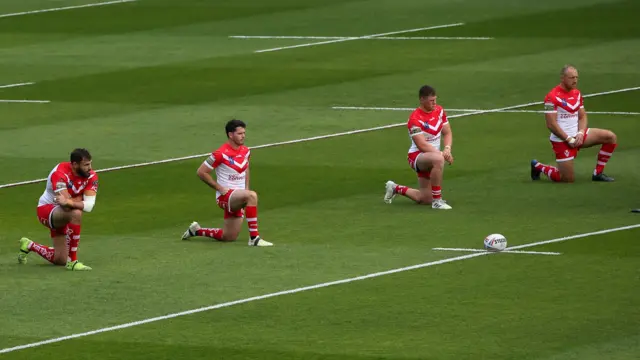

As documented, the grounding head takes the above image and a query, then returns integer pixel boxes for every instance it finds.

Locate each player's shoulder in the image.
[408,108,423,122]
[51,162,71,176]
[546,85,560,95]
[545,85,563,102]
[212,143,230,156]
[88,170,98,180]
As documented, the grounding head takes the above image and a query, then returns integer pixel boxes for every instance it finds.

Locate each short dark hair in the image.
[70,148,91,164]
[419,85,436,98]
[225,119,246,138]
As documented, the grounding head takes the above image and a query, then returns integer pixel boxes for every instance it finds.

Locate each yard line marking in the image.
[332,106,640,115]
[0,99,50,103]
[1,85,639,190]
[0,82,34,89]
[432,247,562,255]
[231,35,493,41]
[1,223,637,354]
[0,0,137,19]
[506,224,640,251]
[255,23,465,53]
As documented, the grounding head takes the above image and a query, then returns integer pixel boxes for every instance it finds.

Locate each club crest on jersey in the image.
[561,99,568,107]
[564,150,570,156]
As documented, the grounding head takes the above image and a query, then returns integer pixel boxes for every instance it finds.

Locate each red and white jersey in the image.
[544,85,584,142]
[38,162,99,206]
[407,105,449,153]
[204,143,250,198]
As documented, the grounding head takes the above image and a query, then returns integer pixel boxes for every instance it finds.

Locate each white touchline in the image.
[1,223,637,354]
[0,82,34,89]
[1,85,639,190]
[254,23,465,53]
[332,106,640,115]
[0,0,137,19]
[0,99,50,103]
[432,248,562,255]
[231,35,493,41]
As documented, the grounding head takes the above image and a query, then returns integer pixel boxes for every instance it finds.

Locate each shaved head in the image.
[560,65,579,91]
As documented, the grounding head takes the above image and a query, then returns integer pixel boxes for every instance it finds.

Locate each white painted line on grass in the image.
[0,82,34,89]
[1,223,637,354]
[0,99,50,103]
[332,106,640,115]
[1,85,639,190]
[255,23,465,53]
[231,35,493,41]
[432,247,562,255]
[506,224,640,251]
[0,0,137,19]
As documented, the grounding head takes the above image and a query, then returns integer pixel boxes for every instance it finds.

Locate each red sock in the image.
[594,143,617,175]
[535,162,562,182]
[431,185,442,200]
[196,228,224,240]
[245,206,259,239]
[28,241,55,264]
[394,185,408,195]
[66,223,81,262]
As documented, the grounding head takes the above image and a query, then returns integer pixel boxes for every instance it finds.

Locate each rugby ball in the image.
[484,234,507,251]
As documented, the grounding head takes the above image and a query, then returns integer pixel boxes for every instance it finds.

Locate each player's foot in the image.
[248,236,273,247]
[18,237,32,264]
[592,173,614,182]
[530,159,541,181]
[66,260,92,271]
[432,199,452,210]
[181,221,201,240]
[384,180,397,204]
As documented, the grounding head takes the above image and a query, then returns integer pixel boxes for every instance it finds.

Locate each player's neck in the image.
[227,140,241,150]
[559,83,573,92]
[420,105,435,113]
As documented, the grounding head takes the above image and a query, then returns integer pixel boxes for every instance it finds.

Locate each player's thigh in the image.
[228,189,256,212]
[556,160,575,182]
[581,128,616,148]
[222,216,244,240]
[417,177,433,203]
[415,152,444,172]
[50,206,74,229]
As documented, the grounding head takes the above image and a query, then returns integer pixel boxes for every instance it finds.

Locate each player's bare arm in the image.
[545,112,575,147]
[245,166,250,190]
[411,131,440,153]
[441,123,454,165]
[197,162,228,194]
[55,188,97,212]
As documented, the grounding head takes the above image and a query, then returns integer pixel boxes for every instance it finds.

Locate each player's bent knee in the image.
[608,130,617,144]
[561,174,575,183]
[69,209,83,222]
[221,232,239,242]
[53,255,66,266]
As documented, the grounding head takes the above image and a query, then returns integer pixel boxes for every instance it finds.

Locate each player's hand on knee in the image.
[442,150,454,165]
[574,131,585,147]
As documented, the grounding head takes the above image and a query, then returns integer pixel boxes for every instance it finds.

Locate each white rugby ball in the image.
[484,234,507,251]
